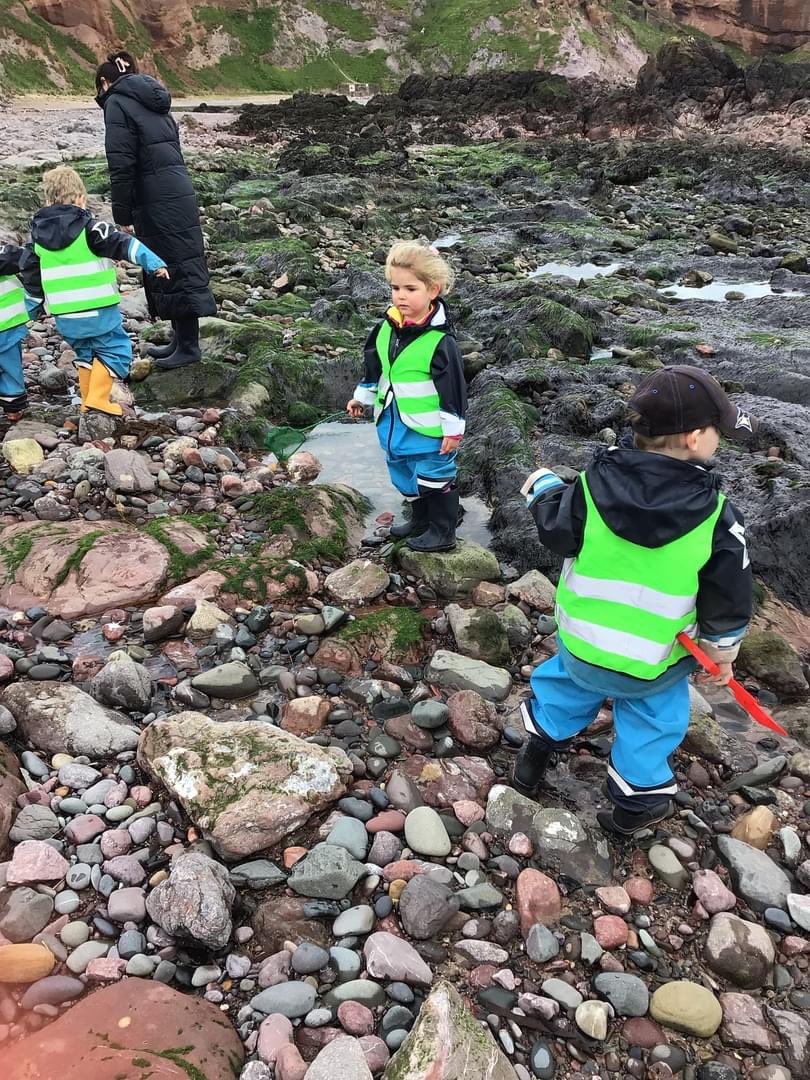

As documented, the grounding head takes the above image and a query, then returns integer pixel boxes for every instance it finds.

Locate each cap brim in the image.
[719,403,759,440]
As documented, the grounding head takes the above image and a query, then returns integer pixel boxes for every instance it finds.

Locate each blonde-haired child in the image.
[24,165,168,416]
[347,240,466,551]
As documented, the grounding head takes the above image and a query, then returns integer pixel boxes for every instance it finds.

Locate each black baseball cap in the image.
[629,365,759,440]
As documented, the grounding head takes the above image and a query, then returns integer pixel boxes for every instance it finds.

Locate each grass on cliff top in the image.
[405,0,559,72]
[0,2,96,93]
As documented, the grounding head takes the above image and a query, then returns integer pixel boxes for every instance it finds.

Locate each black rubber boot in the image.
[390,498,429,539]
[145,321,177,359]
[511,735,557,799]
[155,316,201,370]
[597,800,674,837]
[406,487,458,552]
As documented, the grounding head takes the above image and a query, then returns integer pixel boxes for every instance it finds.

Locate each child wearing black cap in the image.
[514,365,756,836]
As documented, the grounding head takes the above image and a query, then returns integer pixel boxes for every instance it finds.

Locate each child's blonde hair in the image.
[42,166,87,206]
[385,240,454,294]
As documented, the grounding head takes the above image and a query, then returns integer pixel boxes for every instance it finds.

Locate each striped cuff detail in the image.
[520,468,565,506]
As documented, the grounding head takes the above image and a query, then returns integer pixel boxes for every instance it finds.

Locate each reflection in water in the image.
[305,420,493,548]
[530,261,622,280]
[661,281,803,302]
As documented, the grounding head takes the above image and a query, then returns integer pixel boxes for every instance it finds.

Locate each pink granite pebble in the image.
[508,833,534,858]
[452,800,484,827]
[7,840,69,885]
[624,877,654,906]
[337,1000,375,1036]
[593,915,629,949]
[257,1013,294,1065]
[595,886,631,915]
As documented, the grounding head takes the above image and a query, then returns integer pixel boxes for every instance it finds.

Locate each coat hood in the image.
[586,446,721,549]
[99,73,171,115]
[30,205,91,251]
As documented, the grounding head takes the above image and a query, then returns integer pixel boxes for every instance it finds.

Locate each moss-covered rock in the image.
[446,604,511,667]
[336,607,429,662]
[397,541,501,600]
[738,631,809,699]
[253,484,369,565]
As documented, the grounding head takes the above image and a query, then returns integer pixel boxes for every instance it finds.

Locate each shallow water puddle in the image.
[530,261,622,280]
[661,280,804,302]
[305,420,493,548]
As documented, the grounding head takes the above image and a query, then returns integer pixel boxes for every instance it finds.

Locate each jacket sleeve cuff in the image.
[353,384,377,406]
[520,468,565,505]
[439,411,465,437]
[698,629,747,664]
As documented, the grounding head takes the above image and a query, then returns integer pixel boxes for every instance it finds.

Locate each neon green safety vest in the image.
[374,319,445,439]
[0,275,28,333]
[34,229,118,316]
[556,473,725,680]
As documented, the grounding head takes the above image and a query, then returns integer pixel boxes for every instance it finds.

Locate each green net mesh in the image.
[263,412,347,459]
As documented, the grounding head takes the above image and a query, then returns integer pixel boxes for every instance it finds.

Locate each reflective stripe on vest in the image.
[556,472,724,680]
[374,319,445,438]
[34,230,118,316]
[0,276,28,333]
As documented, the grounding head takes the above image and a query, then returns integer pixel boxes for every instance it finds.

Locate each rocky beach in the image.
[0,41,810,1080]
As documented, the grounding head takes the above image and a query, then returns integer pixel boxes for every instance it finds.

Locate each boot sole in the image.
[405,541,457,552]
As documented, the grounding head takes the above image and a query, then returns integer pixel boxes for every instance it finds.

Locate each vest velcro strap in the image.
[562,563,697,621]
[557,608,697,666]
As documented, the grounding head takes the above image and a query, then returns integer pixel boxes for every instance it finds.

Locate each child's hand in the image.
[153,267,170,279]
[697,661,734,687]
[439,435,462,455]
[346,399,365,418]
[120,225,135,235]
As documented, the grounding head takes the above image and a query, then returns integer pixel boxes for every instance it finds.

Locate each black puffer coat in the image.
[98,73,216,320]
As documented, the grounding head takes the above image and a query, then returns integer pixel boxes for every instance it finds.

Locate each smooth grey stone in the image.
[329,946,363,983]
[411,700,450,729]
[117,930,146,960]
[229,860,286,889]
[291,943,330,975]
[325,816,369,861]
[526,924,560,963]
[333,906,375,937]
[541,977,583,1010]
[53,890,81,915]
[65,864,92,891]
[323,979,386,1009]
[251,981,317,1018]
[593,972,649,1016]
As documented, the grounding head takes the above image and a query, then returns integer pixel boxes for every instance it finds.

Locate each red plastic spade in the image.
[677,632,787,737]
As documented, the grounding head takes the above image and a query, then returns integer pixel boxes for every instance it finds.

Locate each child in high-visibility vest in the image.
[346,241,466,552]
[22,165,168,416]
[0,243,38,420]
[514,366,756,836]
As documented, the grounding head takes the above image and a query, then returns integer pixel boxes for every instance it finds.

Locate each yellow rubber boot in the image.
[77,366,91,413]
[85,359,123,416]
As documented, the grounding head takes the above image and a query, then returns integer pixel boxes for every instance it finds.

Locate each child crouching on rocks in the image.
[347,241,466,552]
[0,242,40,420]
[24,165,169,417]
[513,366,756,837]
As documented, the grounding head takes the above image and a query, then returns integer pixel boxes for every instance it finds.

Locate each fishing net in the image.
[263,411,346,459]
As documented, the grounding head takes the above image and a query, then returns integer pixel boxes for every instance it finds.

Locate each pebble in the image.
[403,806,451,857]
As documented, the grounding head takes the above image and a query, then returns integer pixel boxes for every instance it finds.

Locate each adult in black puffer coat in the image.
[95,52,215,369]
